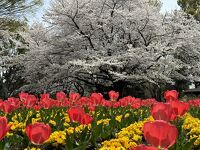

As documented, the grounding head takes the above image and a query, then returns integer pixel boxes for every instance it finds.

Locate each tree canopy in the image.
[17,0,200,99]
[178,0,200,21]
[0,0,43,99]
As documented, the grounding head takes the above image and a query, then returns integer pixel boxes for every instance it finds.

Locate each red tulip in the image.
[61,99,72,107]
[118,96,132,107]
[0,101,18,113]
[141,99,157,106]
[80,113,93,125]
[169,101,189,117]
[33,105,40,111]
[90,93,103,106]
[130,145,158,150]
[76,97,89,107]
[26,122,51,145]
[69,93,81,103]
[7,97,21,107]
[164,90,179,102]
[102,100,113,107]
[113,102,120,108]
[56,91,66,101]
[67,107,85,122]
[151,103,175,121]
[40,93,50,101]
[0,117,11,140]
[131,99,142,109]
[108,90,119,101]
[88,106,96,111]
[19,92,29,101]
[119,96,131,107]
[143,120,178,149]
[23,95,38,108]
[188,99,200,107]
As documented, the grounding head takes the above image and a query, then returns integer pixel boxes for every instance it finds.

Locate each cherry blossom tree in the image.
[0,0,44,99]
[20,0,200,99]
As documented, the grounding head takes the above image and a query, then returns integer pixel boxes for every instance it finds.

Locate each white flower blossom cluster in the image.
[13,0,200,92]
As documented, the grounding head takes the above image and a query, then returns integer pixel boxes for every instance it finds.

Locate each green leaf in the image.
[182,138,196,150]
[0,141,5,150]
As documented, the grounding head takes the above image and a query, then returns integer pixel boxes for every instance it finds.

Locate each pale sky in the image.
[161,0,180,12]
[30,0,180,24]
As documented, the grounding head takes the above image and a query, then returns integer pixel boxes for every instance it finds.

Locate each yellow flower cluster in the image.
[64,113,70,123]
[47,131,66,146]
[97,119,111,125]
[31,118,41,124]
[46,111,93,147]
[11,113,19,121]
[182,113,200,146]
[8,111,36,133]
[115,113,130,123]
[65,125,86,135]
[115,115,123,122]
[63,113,70,127]
[100,116,154,150]
[31,113,42,126]
[24,147,41,150]
[100,138,129,150]
[49,120,56,126]
[6,132,14,137]
[9,113,26,132]
[9,121,25,132]
[124,113,130,118]
[47,124,87,147]
[97,113,130,126]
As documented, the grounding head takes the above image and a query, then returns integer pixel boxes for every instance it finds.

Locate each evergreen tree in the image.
[178,0,200,21]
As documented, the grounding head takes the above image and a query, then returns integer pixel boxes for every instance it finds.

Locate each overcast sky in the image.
[30,0,180,24]
[161,0,180,12]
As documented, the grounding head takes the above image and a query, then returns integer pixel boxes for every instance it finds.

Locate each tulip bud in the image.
[164,90,179,102]
[108,90,119,101]
[67,107,85,122]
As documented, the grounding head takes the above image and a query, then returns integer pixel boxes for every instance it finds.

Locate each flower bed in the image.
[0,90,199,150]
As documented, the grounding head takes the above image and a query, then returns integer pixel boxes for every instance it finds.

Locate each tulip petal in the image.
[143,120,178,149]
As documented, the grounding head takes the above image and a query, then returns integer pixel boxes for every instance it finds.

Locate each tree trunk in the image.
[143,82,162,101]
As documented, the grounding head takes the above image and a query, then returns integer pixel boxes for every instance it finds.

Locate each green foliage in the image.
[0,18,27,32]
[189,107,200,118]
[178,0,200,21]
